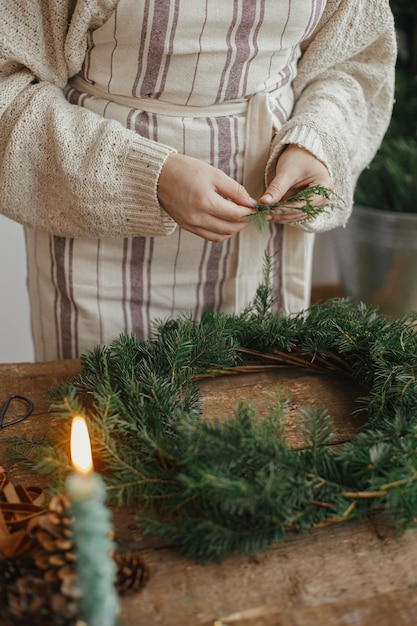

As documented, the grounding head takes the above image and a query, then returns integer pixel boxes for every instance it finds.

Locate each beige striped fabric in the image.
[25,0,326,360]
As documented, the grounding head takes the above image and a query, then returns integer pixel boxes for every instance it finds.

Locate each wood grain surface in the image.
[1,359,416,626]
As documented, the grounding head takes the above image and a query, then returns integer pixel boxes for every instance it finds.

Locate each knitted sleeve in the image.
[265,0,397,233]
[0,0,177,238]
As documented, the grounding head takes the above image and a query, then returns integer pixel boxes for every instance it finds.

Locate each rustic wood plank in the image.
[198,368,365,447]
[0,360,81,483]
[1,360,417,626]
[311,284,343,303]
[116,515,417,626]
[212,587,417,626]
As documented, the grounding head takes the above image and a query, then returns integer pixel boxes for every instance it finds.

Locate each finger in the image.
[215,175,257,209]
[181,195,251,238]
[269,209,309,224]
[217,196,257,222]
[258,164,296,204]
[198,190,256,224]
[278,187,332,212]
[181,216,247,242]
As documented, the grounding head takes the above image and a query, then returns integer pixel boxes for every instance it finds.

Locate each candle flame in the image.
[70,414,93,474]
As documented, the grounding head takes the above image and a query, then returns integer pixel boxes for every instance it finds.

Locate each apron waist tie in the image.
[69,75,310,314]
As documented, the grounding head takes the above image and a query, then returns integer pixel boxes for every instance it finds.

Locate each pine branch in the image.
[246,185,339,230]
[6,433,52,468]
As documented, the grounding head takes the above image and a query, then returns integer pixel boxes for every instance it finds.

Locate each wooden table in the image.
[1,359,417,626]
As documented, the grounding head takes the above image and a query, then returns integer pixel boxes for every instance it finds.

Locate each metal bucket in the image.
[334,205,417,318]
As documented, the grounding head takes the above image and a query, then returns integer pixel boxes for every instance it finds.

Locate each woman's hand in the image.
[158,153,256,242]
[258,144,334,224]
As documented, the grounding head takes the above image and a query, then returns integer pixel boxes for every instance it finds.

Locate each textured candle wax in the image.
[67,415,119,626]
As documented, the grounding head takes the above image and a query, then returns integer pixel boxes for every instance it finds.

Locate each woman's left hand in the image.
[258,144,334,224]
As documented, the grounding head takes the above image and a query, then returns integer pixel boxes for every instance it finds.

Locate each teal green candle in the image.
[67,471,119,626]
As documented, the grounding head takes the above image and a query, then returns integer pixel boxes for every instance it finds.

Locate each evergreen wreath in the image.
[8,264,417,563]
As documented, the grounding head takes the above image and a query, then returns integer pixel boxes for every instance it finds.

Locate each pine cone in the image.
[4,569,78,626]
[0,557,21,586]
[2,483,151,624]
[29,494,151,596]
[2,494,79,625]
[29,494,77,591]
[114,550,151,595]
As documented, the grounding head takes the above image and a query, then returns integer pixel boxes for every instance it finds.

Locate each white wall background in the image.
[0,216,34,363]
[0,215,339,364]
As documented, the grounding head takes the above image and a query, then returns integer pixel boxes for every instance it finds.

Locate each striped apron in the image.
[25,0,325,360]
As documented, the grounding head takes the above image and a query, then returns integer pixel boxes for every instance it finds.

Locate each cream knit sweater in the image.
[0,0,396,239]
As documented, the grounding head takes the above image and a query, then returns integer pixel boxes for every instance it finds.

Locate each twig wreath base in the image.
[7,275,417,563]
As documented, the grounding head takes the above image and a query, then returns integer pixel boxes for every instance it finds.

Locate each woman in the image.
[0,1,396,360]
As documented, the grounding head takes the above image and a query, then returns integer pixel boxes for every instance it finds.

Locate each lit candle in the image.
[66,414,119,626]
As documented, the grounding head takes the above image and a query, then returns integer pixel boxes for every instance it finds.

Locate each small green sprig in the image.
[247,184,335,230]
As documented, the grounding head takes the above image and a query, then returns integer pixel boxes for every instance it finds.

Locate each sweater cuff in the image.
[121,136,178,236]
[265,123,350,233]
[266,125,332,187]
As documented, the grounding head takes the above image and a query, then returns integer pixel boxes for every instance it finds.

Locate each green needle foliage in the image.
[7,272,417,562]
[354,2,417,212]
[354,135,417,213]
[247,185,337,230]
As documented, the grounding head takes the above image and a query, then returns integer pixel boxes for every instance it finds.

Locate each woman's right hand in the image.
[157,153,256,242]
